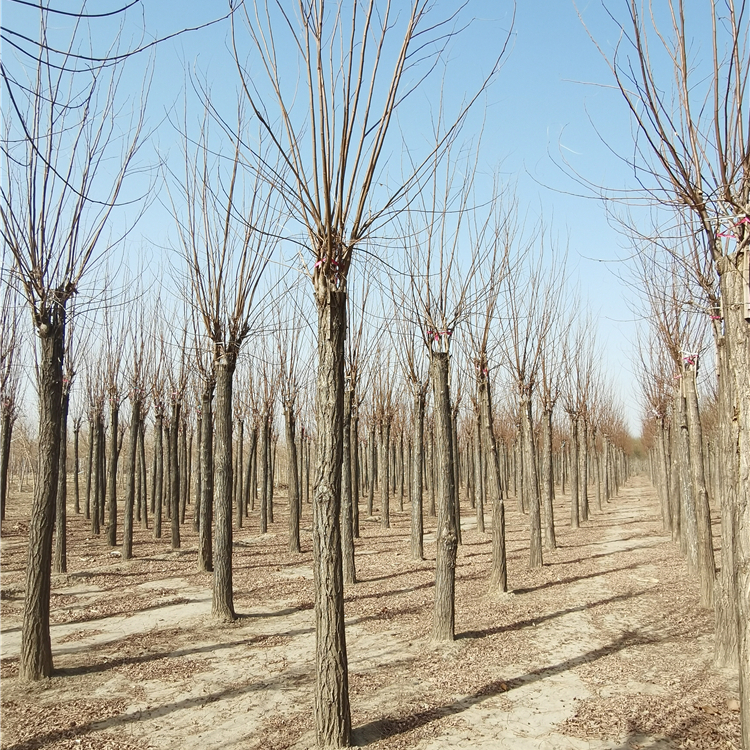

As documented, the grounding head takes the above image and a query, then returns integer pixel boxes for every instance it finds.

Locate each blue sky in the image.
[2,0,649,431]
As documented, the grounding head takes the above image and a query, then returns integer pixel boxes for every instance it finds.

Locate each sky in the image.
[2,0,654,433]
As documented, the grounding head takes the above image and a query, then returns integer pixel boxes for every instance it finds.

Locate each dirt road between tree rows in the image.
[0,475,741,749]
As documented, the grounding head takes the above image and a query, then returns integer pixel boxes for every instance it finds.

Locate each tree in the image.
[168,104,277,621]
[0,3,146,680]
[230,2,507,743]
[589,4,750,739]
[0,271,21,524]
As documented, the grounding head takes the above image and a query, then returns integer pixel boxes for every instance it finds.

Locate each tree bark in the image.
[351,403,360,539]
[430,351,457,642]
[91,414,103,535]
[260,412,269,534]
[683,365,715,608]
[20,309,64,681]
[522,396,543,568]
[480,370,507,594]
[199,381,214,572]
[170,400,181,549]
[0,407,12,522]
[380,417,391,529]
[341,388,355,583]
[53,383,70,573]
[716,252,750,742]
[569,416,580,529]
[367,422,375,517]
[122,397,141,560]
[212,357,235,621]
[139,419,148,529]
[541,406,556,551]
[286,399,301,554]
[411,386,425,561]
[153,410,164,539]
[579,417,589,522]
[311,285,350,747]
[85,416,93,520]
[105,400,119,546]
[72,421,80,516]
[474,408,485,533]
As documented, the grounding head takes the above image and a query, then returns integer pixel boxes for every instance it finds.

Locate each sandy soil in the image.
[0,474,741,749]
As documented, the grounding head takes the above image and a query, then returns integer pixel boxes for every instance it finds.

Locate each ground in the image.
[0,473,741,749]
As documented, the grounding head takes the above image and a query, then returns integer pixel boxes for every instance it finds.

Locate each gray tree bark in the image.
[212,357,236,621]
[105,400,119,546]
[341,388,355,582]
[431,351,457,642]
[121,397,141,560]
[411,385,425,561]
[53,383,70,573]
[199,382,214,572]
[311,286,350,747]
[20,309,64,680]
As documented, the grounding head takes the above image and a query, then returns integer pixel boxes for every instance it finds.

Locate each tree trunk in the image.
[351,403,360,539]
[522,396,543,568]
[170,400,181,549]
[212,356,236,621]
[570,416,580,529]
[194,413,202,533]
[677,389,698,572]
[579,417,589,522]
[153,411,164,539]
[683,365,715,608]
[311,285,350,747]
[716,252,750,744]
[452,405,462,546]
[122,398,141,560]
[286,399,301,554]
[53,384,70,573]
[85,416,93,520]
[0,407,12,522]
[430,351,457,642]
[72,421,80,515]
[474,408,485,533]
[541,405,556,550]
[20,310,64,681]
[243,425,256,519]
[235,418,244,528]
[714,336,738,668]
[411,386,425,561]
[105,400,119,546]
[341,388,355,583]
[367,422,375,517]
[91,414,103,535]
[380,418,390,529]
[260,412,269,534]
[180,421,189,525]
[139,419,148,529]
[480,370,507,594]
[199,382,214,572]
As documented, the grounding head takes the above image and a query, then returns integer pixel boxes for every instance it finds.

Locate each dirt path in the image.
[0,474,741,749]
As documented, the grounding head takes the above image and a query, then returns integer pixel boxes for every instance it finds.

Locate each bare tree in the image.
[402,136,493,641]
[0,4,146,680]
[0,269,22,524]
[497,228,559,568]
[168,104,277,621]
[588,3,750,737]
[230,3,507,743]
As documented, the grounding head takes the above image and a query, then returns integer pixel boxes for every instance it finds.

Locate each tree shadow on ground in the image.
[351,629,659,747]
[3,670,312,750]
[458,589,647,640]
[510,561,645,595]
[545,543,661,567]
